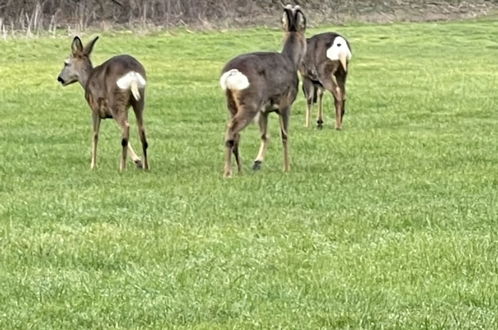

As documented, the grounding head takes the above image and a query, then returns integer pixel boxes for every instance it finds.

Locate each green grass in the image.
[1,18,498,329]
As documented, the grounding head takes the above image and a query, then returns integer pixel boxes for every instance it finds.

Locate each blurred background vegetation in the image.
[0,0,497,35]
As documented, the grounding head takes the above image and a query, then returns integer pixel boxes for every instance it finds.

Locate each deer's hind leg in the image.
[112,101,130,172]
[224,93,257,178]
[132,96,149,170]
[111,122,142,168]
[321,74,344,131]
[225,113,253,177]
[126,142,143,168]
[335,69,348,129]
[227,93,243,175]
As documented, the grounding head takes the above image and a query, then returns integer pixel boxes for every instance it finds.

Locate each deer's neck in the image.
[78,61,94,89]
[281,32,306,69]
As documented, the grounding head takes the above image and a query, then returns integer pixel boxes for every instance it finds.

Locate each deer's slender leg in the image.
[279,107,291,172]
[322,76,343,130]
[224,106,256,178]
[316,87,324,129]
[253,111,269,171]
[302,78,314,128]
[132,97,149,170]
[127,142,142,168]
[336,71,348,129]
[91,113,101,169]
[224,137,234,178]
[331,84,344,131]
[233,133,242,173]
[112,121,143,168]
[114,110,130,172]
[306,100,313,129]
[338,90,346,129]
[224,92,237,177]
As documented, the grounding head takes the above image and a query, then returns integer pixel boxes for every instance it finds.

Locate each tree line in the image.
[0,0,495,34]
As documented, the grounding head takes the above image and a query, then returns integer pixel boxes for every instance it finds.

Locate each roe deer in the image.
[57,36,149,171]
[300,32,352,130]
[219,5,307,177]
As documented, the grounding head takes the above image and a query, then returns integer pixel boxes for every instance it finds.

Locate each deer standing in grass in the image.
[219,5,307,178]
[300,32,352,130]
[57,36,149,171]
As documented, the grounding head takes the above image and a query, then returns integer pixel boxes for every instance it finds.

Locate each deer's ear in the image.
[71,36,83,55]
[83,36,99,56]
[281,9,290,31]
[295,9,306,32]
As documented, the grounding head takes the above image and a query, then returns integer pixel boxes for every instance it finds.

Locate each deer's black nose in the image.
[57,76,65,84]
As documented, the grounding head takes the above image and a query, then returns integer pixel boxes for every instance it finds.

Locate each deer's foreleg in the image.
[253,111,269,171]
[91,113,101,169]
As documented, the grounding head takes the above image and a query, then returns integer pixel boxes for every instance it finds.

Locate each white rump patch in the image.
[116,71,146,90]
[220,69,250,91]
[326,36,352,61]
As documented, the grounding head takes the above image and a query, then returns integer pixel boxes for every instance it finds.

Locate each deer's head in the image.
[281,5,306,33]
[57,36,98,86]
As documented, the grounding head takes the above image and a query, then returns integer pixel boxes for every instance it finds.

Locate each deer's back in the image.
[86,55,146,97]
[301,32,350,79]
[223,52,299,101]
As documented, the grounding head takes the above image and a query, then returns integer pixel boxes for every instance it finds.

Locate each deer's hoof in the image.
[252,160,262,171]
[223,168,233,178]
[134,159,144,169]
[335,126,342,131]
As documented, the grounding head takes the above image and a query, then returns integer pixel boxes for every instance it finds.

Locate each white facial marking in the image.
[116,71,147,90]
[326,36,352,61]
[220,69,250,91]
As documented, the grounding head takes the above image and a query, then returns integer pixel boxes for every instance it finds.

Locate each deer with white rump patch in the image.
[57,36,149,171]
[219,5,307,178]
[300,32,352,130]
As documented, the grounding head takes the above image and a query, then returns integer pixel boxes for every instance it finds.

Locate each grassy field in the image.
[1,18,498,329]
